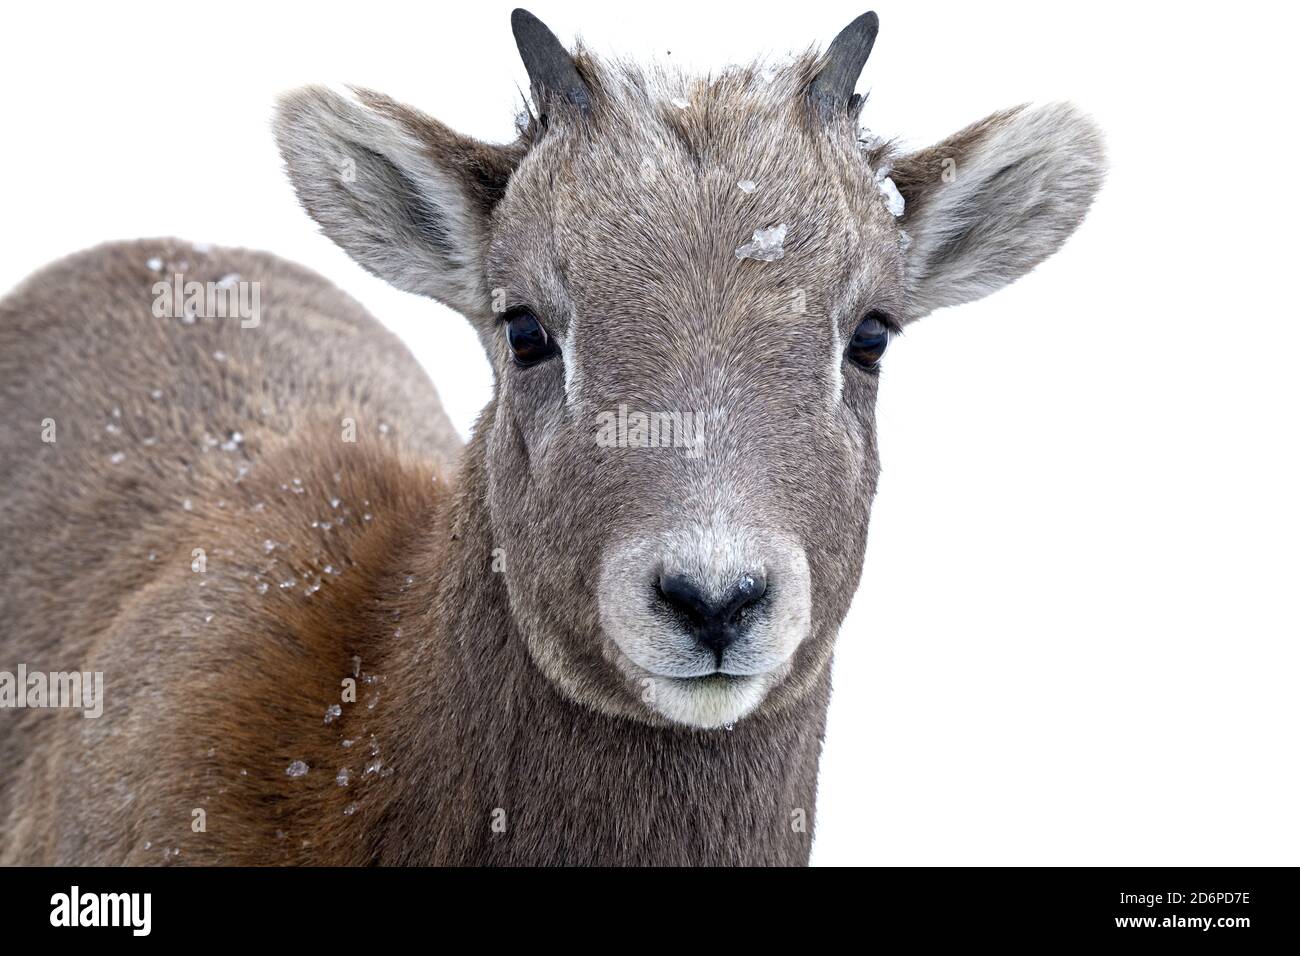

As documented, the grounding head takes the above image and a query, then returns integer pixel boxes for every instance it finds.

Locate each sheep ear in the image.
[889,103,1105,320]
[273,86,522,324]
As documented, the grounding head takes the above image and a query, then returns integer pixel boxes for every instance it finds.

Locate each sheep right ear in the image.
[273,86,522,324]
[888,103,1105,320]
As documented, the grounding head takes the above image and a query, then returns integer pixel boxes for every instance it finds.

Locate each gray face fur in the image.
[274,12,1104,729]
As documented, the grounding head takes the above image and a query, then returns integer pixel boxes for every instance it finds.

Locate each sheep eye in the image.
[846,311,891,371]
[504,308,558,367]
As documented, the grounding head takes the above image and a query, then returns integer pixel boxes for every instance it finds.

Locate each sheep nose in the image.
[655,571,768,662]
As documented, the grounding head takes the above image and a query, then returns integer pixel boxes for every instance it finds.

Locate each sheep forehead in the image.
[519,135,891,268]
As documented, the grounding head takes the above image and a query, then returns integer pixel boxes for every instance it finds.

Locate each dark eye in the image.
[846,310,891,371]
[504,307,558,367]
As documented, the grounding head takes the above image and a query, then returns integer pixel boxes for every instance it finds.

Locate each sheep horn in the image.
[511,9,592,116]
[809,11,880,121]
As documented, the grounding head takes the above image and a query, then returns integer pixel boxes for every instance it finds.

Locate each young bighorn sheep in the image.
[0,11,1103,865]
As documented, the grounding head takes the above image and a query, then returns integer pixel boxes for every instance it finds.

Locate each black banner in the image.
[0,866,1292,943]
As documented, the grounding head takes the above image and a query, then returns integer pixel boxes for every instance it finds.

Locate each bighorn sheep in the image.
[0,11,1104,864]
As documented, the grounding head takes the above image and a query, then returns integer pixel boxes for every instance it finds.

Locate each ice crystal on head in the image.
[875,174,905,218]
[336,768,350,787]
[285,760,309,777]
[324,704,342,724]
[735,224,788,262]
[671,96,690,109]
[109,452,126,465]
[736,179,757,194]
[343,803,358,816]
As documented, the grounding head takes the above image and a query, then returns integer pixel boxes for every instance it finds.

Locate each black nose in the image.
[655,571,768,662]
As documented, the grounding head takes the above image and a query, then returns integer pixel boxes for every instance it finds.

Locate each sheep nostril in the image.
[655,571,767,659]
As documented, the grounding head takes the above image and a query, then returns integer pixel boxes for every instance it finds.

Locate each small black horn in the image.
[511,9,591,115]
[809,11,880,121]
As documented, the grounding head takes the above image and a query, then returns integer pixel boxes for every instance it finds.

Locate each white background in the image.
[3,1,1296,865]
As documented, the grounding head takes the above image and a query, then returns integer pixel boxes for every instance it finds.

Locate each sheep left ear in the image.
[273,86,522,330]
[888,103,1106,320]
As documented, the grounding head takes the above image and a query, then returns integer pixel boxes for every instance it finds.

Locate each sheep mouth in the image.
[673,672,745,687]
